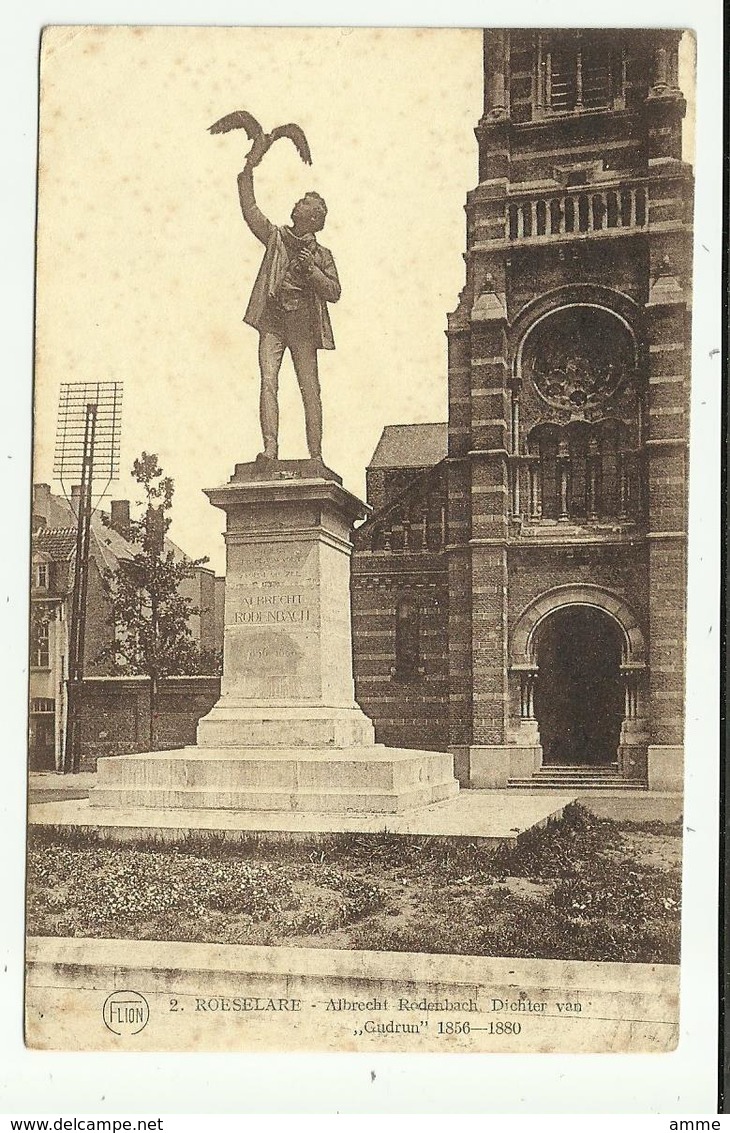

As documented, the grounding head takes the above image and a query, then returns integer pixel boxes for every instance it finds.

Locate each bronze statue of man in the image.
[237,150,341,462]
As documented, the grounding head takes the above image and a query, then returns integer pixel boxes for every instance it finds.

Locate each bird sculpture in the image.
[208,110,312,166]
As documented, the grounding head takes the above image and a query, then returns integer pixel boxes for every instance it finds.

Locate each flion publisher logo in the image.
[102,990,150,1035]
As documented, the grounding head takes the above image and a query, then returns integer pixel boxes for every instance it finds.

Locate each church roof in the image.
[368,423,448,470]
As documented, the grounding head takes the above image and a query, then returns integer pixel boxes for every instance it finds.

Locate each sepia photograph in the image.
[16,14,717,1085]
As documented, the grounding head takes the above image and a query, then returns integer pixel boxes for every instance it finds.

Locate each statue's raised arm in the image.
[237,160,272,246]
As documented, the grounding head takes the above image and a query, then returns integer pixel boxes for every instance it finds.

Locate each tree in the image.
[102,452,210,749]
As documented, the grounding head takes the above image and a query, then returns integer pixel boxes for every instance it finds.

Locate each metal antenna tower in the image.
[53,381,123,772]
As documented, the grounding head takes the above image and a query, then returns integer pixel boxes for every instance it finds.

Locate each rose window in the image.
[523,306,635,417]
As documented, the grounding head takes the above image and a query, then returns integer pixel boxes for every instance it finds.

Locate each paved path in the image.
[27,771,681,825]
[28,771,97,803]
[27,789,575,842]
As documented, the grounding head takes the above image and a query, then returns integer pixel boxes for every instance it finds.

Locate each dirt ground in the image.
[610,829,682,873]
[26,807,683,964]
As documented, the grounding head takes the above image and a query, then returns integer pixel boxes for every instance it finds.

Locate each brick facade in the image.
[352,29,692,791]
[352,462,450,752]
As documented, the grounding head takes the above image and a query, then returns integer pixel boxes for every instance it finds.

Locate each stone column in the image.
[646,31,686,162]
[587,438,600,520]
[528,460,541,519]
[483,29,508,119]
[557,440,571,521]
[618,450,629,518]
[618,664,649,781]
[505,665,542,779]
[651,40,669,96]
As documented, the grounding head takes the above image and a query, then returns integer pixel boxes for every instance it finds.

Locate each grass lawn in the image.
[26,804,682,964]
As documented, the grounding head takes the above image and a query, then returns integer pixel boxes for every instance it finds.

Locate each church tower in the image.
[352,28,692,793]
[446,29,692,788]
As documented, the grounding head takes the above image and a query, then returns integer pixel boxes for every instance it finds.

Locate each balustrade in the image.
[507,184,647,243]
[373,502,448,555]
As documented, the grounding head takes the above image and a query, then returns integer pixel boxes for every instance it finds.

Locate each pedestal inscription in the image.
[196,465,377,744]
[225,630,304,701]
[223,543,320,702]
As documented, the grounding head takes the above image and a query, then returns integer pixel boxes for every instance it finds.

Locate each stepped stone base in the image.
[196,703,375,749]
[90,746,459,815]
[89,463,460,818]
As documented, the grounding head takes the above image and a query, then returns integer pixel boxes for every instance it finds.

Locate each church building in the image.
[351,29,692,792]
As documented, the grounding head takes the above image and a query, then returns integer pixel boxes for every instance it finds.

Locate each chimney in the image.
[69,484,81,521]
[110,499,131,541]
[32,483,52,523]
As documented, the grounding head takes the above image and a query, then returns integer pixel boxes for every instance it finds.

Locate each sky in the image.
[34,26,694,575]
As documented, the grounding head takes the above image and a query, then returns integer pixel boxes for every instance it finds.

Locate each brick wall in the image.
[82,559,116,676]
[351,574,449,752]
[507,543,650,636]
[78,675,220,770]
[352,463,451,752]
[645,274,691,749]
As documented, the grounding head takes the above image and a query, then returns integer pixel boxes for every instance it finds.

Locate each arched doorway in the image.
[533,605,624,766]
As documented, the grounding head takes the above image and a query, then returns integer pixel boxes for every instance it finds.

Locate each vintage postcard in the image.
[25,23,701,1059]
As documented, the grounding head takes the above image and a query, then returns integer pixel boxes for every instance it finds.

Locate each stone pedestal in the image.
[91,460,458,815]
[197,459,374,748]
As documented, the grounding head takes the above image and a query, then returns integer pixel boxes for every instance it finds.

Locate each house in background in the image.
[29,527,75,771]
[29,482,220,771]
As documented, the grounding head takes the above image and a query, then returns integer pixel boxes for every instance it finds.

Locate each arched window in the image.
[532,424,559,520]
[527,419,636,523]
[538,32,623,116]
[522,306,635,417]
[518,303,640,524]
[394,596,420,681]
[565,421,590,520]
